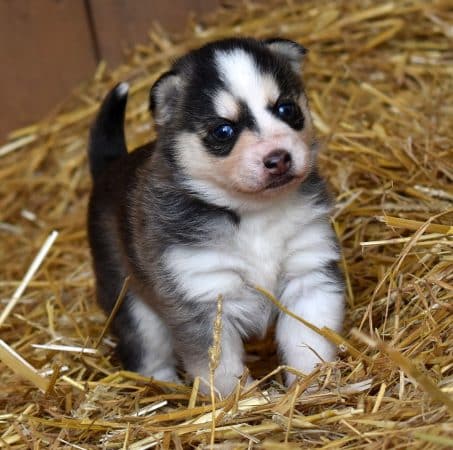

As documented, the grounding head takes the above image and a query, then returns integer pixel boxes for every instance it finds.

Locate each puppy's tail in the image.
[88,82,129,179]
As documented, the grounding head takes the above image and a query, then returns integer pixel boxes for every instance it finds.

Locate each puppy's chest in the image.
[164,202,313,301]
[232,212,296,290]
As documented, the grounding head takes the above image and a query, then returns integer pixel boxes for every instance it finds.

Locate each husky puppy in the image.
[88,38,344,396]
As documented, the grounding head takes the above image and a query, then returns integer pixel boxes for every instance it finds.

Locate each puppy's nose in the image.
[263,149,292,175]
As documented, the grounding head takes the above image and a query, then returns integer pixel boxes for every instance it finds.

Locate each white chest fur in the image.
[233,201,302,292]
[163,194,333,303]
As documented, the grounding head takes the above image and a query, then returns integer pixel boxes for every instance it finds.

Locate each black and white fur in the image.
[88,38,344,396]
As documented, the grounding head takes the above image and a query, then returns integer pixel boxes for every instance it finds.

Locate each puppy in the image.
[88,38,344,396]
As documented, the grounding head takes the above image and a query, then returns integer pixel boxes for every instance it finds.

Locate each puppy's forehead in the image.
[215,49,280,107]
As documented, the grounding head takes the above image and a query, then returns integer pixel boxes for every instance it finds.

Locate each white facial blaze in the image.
[215,49,284,135]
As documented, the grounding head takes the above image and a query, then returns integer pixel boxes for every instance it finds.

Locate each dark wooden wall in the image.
[0,0,221,142]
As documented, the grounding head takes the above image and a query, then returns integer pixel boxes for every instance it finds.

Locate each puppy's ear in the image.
[264,38,307,73]
[149,70,182,126]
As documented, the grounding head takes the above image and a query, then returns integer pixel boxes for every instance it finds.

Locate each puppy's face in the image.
[151,38,315,204]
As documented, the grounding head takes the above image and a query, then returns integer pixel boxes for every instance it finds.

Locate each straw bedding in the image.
[0,0,452,448]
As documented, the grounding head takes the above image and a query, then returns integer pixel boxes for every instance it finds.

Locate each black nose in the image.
[263,149,292,175]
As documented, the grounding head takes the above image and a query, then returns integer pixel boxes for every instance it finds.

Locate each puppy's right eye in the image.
[211,123,235,142]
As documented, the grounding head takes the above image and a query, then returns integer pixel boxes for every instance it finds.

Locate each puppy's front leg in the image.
[172,310,246,397]
[276,262,344,385]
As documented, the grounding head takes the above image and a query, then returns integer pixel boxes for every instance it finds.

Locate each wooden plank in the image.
[89,0,222,66]
[0,0,97,142]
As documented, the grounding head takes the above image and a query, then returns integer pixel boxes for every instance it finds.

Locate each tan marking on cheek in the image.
[175,132,261,193]
[176,134,216,179]
[210,131,263,193]
[298,93,315,144]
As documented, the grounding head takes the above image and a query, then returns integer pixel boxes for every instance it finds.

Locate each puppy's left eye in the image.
[276,101,297,121]
[211,123,235,142]
[274,100,304,130]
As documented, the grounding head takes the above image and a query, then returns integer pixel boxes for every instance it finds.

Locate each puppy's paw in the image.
[153,367,181,384]
[140,365,181,384]
[197,371,253,398]
[285,370,298,388]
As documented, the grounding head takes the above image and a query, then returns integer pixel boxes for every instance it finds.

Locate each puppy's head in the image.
[150,38,316,207]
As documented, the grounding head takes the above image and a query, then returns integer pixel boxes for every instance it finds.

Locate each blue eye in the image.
[276,102,297,120]
[212,124,235,141]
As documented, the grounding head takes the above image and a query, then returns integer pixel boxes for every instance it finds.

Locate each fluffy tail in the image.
[88,82,129,178]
